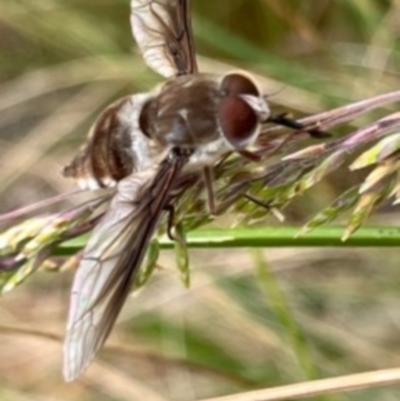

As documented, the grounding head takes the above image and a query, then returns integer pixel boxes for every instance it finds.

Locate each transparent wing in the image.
[63,152,187,382]
[131,0,197,77]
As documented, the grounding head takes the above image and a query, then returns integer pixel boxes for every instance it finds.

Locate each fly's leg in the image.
[244,194,285,222]
[164,204,176,241]
[237,150,262,162]
[243,193,271,210]
[202,167,217,215]
[203,150,263,215]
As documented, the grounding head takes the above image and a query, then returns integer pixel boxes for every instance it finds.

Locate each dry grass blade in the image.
[200,369,400,401]
[79,363,171,401]
[0,56,149,112]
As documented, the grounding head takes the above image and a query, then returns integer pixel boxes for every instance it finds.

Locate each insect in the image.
[62,0,322,381]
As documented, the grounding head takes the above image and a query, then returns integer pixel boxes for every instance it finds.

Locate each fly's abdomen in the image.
[63,93,154,190]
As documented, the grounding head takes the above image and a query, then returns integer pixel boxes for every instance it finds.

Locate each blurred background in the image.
[1,0,400,400]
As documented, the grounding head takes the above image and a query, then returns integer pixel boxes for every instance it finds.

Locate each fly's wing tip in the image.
[63,369,77,383]
[62,339,81,382]
[63,328,92,382]
[130,0,197,77]
[63,350,93,382]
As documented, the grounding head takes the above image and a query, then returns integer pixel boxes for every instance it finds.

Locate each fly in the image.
[63,0,323,381]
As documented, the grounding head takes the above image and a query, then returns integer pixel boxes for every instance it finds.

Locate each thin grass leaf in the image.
[343,178,395,241]
[0,216,53,256]
[252,250,320,382]
[1,208,93,293]
[284,152,345,200]
[350,133,400,170]
[359,159,400,193]
[173,222,190,288]
[134,239,160,288]
[300,186,361,236]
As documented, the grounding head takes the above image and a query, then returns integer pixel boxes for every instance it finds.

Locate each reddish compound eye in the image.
[220,73,259,97]
[218,96,258,149]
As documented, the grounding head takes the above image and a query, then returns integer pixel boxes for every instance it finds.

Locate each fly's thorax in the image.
[139,74,222,148]
[63,93,164,190]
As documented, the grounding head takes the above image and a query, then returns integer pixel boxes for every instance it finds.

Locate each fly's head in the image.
[217,71,270,151]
